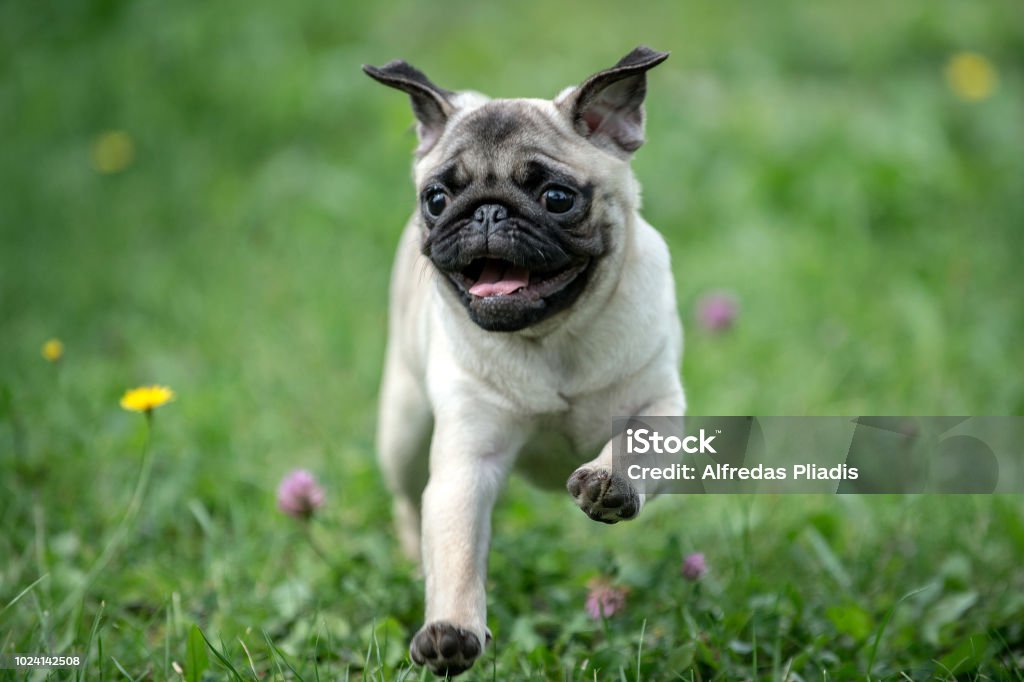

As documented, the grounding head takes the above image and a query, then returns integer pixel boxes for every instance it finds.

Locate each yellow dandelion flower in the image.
[91,130,136,174]
[945,51,997,102]
[42,338,64,362]
[120,385,175,413]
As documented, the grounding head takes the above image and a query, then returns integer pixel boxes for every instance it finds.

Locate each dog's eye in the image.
[541,186,575,214]
[424,189,449,217]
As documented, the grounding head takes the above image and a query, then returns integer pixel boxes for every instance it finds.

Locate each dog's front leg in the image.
[568,390,685,523]
[409,411,522,677]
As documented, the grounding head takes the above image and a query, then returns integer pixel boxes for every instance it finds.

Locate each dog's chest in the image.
[468,330,632,413]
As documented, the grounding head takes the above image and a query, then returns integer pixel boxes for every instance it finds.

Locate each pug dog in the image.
[364,46,685,677]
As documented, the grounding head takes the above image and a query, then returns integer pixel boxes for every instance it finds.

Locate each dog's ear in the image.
[363,60,455,157]
[558,46,669,156]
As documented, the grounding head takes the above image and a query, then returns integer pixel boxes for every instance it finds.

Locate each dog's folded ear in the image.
[558,46,669,156]
[363,60,455,157]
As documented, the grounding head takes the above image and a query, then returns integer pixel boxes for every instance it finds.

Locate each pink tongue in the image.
[468,260,531,297]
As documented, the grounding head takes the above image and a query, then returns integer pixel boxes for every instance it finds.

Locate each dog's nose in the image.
[473,204,508,229]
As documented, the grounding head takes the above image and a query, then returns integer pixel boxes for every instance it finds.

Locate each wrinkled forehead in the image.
[415,100,584,188]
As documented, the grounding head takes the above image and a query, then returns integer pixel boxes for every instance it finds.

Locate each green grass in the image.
[2,0,1023,679]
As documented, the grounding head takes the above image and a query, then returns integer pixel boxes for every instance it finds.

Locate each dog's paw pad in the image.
[410,621,482,677]
[567,467,640,523]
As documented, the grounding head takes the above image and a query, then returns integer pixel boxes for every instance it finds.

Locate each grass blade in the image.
[0,573,49,617]
[866,585,933,677]
[186,624,210,682]
[196,628,244,681]
[77,600,105,682]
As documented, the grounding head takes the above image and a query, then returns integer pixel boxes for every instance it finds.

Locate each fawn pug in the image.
[365,46,684,676]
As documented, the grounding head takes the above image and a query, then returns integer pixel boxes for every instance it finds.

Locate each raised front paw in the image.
[567,467,640,523]
[410,621,482,677]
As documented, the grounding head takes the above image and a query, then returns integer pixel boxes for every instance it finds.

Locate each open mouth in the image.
[447,258,590,301]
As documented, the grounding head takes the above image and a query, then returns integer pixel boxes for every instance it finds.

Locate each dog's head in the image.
[364,47,668,332]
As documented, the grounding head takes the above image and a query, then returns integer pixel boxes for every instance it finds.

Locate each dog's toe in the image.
[410,622,482,677]
[567,467,640,523]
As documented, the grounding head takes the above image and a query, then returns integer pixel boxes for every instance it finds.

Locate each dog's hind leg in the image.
[377,350,432,564]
